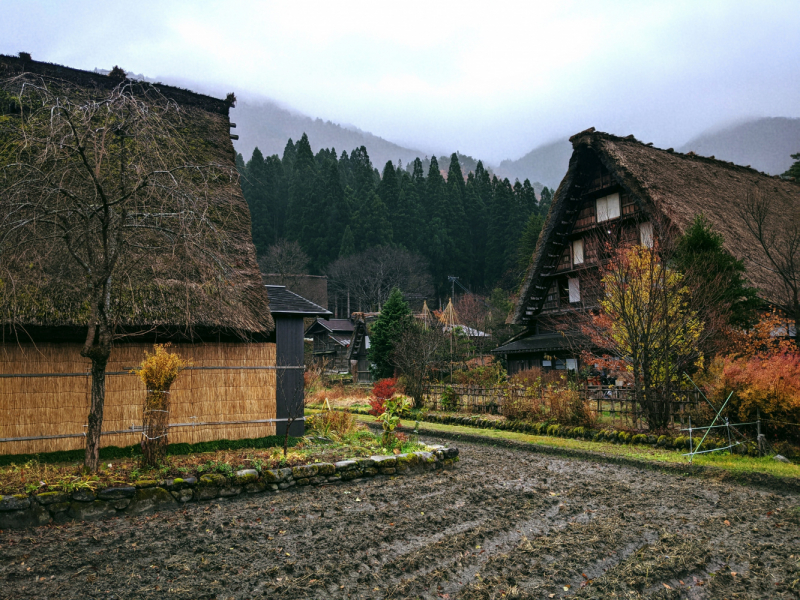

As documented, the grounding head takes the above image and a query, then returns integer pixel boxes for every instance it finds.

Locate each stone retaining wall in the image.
[0,447,459,530]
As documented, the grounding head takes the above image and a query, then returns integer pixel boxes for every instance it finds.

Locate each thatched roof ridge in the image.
[0,54,231,115]
[514,129,800,324]
[0,56,273,339]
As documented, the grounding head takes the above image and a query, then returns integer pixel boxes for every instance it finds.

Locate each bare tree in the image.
[0,73,243,471]
[326,246,433,313]
[258,238,309,276]
[738,186,800,346]
[391,322,448,407]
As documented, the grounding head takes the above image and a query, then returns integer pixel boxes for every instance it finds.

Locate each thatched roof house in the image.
[495,128,800,374]
[0,54,272,341]
[0,55,278,455]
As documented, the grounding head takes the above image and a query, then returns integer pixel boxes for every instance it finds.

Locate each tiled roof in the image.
[265,285,331,316]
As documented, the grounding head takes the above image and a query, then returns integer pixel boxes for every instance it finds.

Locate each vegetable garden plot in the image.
[1,439,798,599]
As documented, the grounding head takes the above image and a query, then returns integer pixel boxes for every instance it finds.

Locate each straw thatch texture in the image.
[515,129,800,324]
[0,342,276,455]
[0,54,273,337]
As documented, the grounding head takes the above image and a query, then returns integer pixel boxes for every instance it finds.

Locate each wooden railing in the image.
[422,383,699,430]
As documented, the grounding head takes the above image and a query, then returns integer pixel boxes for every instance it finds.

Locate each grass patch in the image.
[0,419,430,496]
[349,413,800,480]
[0,435,298,468]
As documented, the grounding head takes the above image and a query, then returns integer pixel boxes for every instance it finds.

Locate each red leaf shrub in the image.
[368,397,387,417]
[372,377,397,401]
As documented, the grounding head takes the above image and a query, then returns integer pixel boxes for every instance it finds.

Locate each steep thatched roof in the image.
[514,128,800,325]
[0,55,272,339]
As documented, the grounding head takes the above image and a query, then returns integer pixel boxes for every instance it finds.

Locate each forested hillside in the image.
[237,133,553,299]
[232,101,426,172]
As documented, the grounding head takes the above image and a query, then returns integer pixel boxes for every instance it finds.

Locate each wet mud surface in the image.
[1,438,799,599]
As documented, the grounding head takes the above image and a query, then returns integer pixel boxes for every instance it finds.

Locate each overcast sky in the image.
[3,1,799,163]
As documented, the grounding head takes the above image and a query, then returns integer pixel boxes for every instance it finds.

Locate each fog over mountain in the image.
[232,96,800,192]
[679,118,800,176]
[232,100,426,171]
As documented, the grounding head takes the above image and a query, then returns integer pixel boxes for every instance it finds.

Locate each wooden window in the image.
[639,221,654,248]
[572,238,584,265]
[568,277,581,303]
[622,193,637,215]
[596,193,621,222]
[575,203,596,229]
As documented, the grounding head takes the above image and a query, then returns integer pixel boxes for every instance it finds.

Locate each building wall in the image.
[0,342,276,455]
[275,316,305,436]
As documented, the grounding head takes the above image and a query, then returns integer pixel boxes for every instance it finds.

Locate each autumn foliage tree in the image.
[584,244,705,429]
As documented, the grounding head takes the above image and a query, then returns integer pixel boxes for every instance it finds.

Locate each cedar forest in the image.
[237,133,553,298]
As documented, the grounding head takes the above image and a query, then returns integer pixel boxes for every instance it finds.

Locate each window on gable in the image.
[568,277,580,303]
[596,192,621,222]
[572,238,584,265]
[639,222,654,248]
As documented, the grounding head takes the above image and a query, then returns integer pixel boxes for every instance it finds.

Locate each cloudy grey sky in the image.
[3,0,799,162]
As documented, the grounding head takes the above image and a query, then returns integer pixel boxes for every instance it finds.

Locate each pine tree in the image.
[339,225,355,258]
[286,133,317,241]
[517,212,545,271]
[354,192,393,249]
[540,186,554,212]
[673,214,760,328]
[784,153,800,179]
[369,288,412,378]
[377,160,400,219]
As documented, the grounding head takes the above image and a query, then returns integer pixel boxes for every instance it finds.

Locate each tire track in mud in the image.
[0,438,798,600]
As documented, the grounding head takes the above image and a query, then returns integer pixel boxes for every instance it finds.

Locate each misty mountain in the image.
[679,117,800,175]
[495,139,573,190]
[231,100,426,169]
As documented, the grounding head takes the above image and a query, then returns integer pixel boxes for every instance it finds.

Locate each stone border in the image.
[0,447,460,530]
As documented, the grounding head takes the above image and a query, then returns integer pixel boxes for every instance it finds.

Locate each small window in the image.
[568,277,580,303]
[639,222,654,248]
[542,360,552,367]
[566,358,578,371]
[572,238,584,265]
[596,192,621,222]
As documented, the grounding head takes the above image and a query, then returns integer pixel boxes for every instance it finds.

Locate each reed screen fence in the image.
[0,342,278,455]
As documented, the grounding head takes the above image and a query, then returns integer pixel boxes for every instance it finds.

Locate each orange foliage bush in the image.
[704,353,800,440]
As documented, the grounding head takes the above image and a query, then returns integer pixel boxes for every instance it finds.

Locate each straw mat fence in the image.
[0,342,276,455]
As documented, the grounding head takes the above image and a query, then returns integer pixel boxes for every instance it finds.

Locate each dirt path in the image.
[1,438,798,599]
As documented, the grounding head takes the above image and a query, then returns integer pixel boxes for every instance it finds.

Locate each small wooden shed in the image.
[265,285,330,435]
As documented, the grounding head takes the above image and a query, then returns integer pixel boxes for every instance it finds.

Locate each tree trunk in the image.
[84,352,110,472]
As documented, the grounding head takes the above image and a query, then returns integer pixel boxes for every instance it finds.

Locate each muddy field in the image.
[1,438,799,600]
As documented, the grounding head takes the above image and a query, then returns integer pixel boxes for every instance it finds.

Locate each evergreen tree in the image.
[445,153,469,280]
[673,214,760,328]
[369,288,412,378]
[539,186,554,212]
[286,133,317,241]
[377,160,400,219]
[339,225,355,258]
[521,179,538,215]
[485,177,514,285]
[517,212,545,271]
[244,147,273,253]
[784,152,800,179]
[354,192,393,249]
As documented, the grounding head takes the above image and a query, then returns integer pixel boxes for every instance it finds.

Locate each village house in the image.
[0,55,297,454]
[305,318,357,372]
[494,128,800,374]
